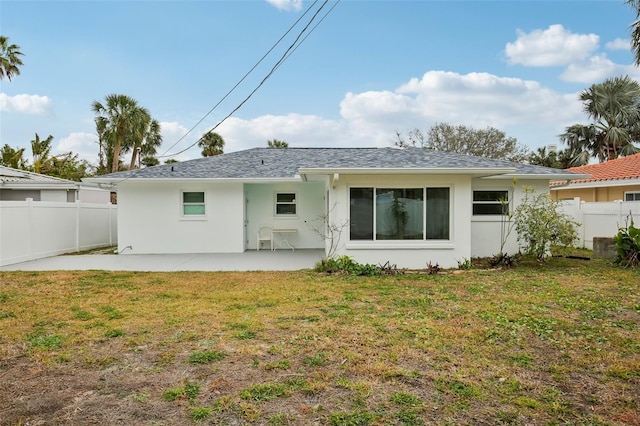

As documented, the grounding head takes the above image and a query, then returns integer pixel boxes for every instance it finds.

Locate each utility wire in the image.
[277,1,340,72]
[103,0,337,185]
[158,0,322,158]
[162,0,333,158]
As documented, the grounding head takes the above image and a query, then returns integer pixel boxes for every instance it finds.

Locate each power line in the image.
[162,0,337,159]
[104,0,338,185]
[159,0,329,158]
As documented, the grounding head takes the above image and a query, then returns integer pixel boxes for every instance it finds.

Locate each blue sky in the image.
[1,0,639,164]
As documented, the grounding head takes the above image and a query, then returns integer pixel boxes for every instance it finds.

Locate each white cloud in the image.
[217,114,349,152]
[57,132,98,163]
[505,24,599,67]
[156,121,194,162]
[0,93,52,114]
[390,71,580,127]
[606,38,630,50]
[176,71,586,158]
[560,54,640,83]
[265,0,302,12]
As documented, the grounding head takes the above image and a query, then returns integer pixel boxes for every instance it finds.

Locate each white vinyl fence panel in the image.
[0,200,117,266]
[558,198,640,250]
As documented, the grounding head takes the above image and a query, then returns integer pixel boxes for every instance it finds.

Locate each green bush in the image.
[613,217,640,267]
[314,256,382,276]
[513,187,578,261]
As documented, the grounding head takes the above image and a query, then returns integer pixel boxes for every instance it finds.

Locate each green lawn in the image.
[0,258,638,425]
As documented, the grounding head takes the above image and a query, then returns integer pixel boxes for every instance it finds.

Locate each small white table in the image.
[272,228,297,251]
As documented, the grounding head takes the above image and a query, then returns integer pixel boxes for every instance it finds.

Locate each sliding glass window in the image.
[349,187,450,241]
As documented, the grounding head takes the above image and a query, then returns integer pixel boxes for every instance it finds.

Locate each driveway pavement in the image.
[0,250,325,272]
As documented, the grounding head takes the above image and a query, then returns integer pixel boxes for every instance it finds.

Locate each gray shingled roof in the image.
[90,147,586,181]
[0,165,79,186]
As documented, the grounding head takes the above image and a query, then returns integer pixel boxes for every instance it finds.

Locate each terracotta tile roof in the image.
[550,153,640,186]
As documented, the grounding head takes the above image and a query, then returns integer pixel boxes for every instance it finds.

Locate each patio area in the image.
[0,249,325,272]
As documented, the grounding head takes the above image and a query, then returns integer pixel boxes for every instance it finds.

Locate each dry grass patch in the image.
[0,259,638,424]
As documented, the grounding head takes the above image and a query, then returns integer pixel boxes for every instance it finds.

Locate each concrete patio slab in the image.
[0,249,325,272]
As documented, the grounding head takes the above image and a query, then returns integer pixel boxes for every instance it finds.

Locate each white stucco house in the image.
[86,147,587,269]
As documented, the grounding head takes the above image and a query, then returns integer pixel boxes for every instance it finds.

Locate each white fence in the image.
[0,200,117,267]
[559,198,640,250]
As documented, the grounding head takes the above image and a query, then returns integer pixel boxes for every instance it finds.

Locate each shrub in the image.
[314,256,382,276]
[426,262,440,275]
[513,187,578,261]
[489,252,517,268]
[613,216,640,268]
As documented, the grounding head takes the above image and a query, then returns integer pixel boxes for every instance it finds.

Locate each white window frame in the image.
[624,191,640,201]
[274,192,297,216]
[181,191,206,219]
[347,186,453,244]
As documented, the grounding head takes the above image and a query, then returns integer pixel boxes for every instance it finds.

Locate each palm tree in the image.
[0,36,24,81]
[559,124,598,166]
[561,76,640,163]
[581,76,640,160]
[92,94,148,173]
[128,111,162,169]
[0,144,26,169]
[528,146,560,168]
[198,131,225,157]
[627,1,640,65]
[30,133,54,174]
[267,139,288,148]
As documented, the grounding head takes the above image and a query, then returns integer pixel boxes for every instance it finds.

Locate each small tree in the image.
[513,187,578,261]
[307,203,349,259]
[493,178,518,266]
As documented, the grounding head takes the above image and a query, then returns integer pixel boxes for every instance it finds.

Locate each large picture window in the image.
[182,191,205,215]
[376,188,423,240]
[349,187,450,241]
[473,190,508,215]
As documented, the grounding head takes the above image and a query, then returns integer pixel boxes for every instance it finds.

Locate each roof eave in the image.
[484,172,592,181]
[0,182,79,190]
[83,176,302,185]
[550,177,640,189]
[298,167,517,178]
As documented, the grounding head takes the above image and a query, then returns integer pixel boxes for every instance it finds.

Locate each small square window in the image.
[182,191,205,215]
[276,192,296,215]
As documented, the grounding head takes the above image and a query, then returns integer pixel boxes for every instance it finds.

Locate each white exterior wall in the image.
[470,179,550,258]
[40,189,69,202]
[244,182,325,250]
[78,187,111,204]
[117,181,244,254]
[328,174,472,269]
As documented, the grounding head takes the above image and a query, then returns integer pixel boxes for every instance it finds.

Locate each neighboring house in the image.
[550,154,640,202]
[86,147,587,268]
[0,165,110,203]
